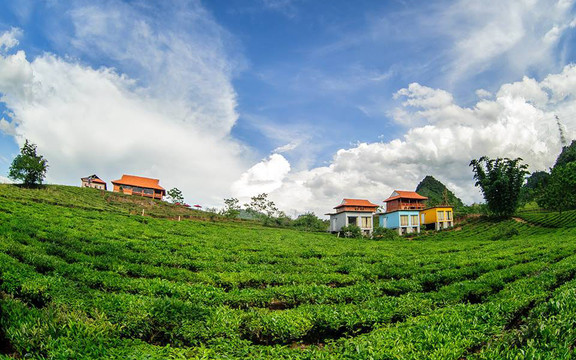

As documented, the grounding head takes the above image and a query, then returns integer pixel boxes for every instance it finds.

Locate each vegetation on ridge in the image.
[1,184,576,359]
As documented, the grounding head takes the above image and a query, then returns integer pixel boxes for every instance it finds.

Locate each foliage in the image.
[339,224,362,238]
[221,197,241,219]
[292,212,328,232]
[415,175,464,208]
[519,171,550,205]
[469,156,529,218]
[372,226,400,240]
[536,162,576,212]
[166,187,184,204]
[8,140,49,187]
[554,139,576,168]
[2,185,576,358]
[244,193,279,219]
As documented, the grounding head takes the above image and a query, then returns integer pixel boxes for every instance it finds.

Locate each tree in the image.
[519,171,550,205]
[537,162,576,212]
[167,188,184,204]
[8,140,48,187]
[244,193,279,219]
[554,140,576,168]
[221,197,241,219]
[469,156,529,218]
[292,212,328,232]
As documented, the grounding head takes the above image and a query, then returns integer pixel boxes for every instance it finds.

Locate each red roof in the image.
[334,198,379,209]
[90,178,106,184]
[384,190,428,202]
[111,175,165,191]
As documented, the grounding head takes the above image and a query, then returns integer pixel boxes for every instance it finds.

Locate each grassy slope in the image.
[0,185,576,359]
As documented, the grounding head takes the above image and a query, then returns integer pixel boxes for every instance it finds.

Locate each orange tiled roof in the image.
[334,198,379,209]
[81,175,106,184]
[90,178,106,184]
[384,190,428,202]
[111,175,165,191]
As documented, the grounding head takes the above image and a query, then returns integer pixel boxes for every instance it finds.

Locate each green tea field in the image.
[1,185,576,359]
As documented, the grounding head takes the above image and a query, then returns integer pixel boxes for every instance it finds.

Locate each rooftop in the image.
[111,174,165,191]
[384,190,428,202]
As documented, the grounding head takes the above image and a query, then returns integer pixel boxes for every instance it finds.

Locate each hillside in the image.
[1,185,576,359]
[415,175,464,208]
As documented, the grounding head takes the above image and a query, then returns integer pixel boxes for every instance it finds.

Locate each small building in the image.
[80,174,107,190]
[379,190,428,235]
[111,175,166,200]
[420,206,454,230]
[326,198,379,236]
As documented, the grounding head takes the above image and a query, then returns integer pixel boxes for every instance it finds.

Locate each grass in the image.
[1,184,576,359]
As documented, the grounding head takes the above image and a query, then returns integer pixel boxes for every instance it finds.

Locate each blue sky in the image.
[1,0,576,215]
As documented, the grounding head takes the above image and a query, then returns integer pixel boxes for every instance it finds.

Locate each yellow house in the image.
[420,206,454,230]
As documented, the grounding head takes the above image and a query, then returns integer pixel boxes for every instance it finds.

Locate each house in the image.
[111,175,165,200]
[420,206,454,230]
[80,174,107,190]
[326,198,379,236]
[379,190,428,235]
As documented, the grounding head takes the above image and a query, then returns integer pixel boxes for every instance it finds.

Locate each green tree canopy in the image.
[537,162,576,212]
[469,156,529,218]
[8,140,48,187]
[554,140,576,168]
[167,188,184,204]
[221,197,241,219]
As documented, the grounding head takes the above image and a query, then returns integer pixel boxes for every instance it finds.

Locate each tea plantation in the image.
[1,185,576,359]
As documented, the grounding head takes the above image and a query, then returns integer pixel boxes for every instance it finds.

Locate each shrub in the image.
[372,227,400,241]
[340,225,362,238]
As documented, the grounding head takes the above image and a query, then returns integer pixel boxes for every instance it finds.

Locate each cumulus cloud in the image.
[235,66,576,216]
[0,27,21,52]
[0,3,249,206]
[232,154,290,197]
[0,175,12,184]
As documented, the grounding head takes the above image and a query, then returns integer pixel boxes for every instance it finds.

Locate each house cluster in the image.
[81,174,166,200]
[327,190,454,236]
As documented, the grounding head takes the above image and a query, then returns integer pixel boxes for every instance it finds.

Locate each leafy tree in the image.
[8,139,48,187]
[292,212,328,232]
[537,162,576,212]
[519,171,551,205]
[167,188,184,204]
[554,140,576,168]
[244,193,279,219]
[469,156,529,218]
[221,197,241,219]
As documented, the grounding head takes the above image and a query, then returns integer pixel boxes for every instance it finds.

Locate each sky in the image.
[1,0,576,217]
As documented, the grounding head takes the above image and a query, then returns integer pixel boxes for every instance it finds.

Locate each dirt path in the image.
[512,217,528,224]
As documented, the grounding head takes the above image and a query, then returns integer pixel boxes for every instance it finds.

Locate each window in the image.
[361,217,371,228]
[400,215,409,226]
[347,216,358,226]
[446,211,452,220]
[437,211,444,221]
[410,215,418,225]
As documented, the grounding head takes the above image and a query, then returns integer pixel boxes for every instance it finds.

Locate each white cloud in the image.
[0,175,12,184]
[237,67,576,217]
[0,27,22,52]
[443,0,576,84]
[232,154,290,197]
[475,89,492,99]
[0,3,250,206]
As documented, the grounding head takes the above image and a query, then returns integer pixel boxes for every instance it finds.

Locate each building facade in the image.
[80,174,107,190]
[111,175,166,200]
[327,199,379,236]
[420,206,454,230]
[379,190,428,235]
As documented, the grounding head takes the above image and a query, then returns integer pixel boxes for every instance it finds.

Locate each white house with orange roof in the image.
[326,198,379,236]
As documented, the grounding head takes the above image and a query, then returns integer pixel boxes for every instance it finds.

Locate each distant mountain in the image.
[554,140,576,168]
[415,176,464,208]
